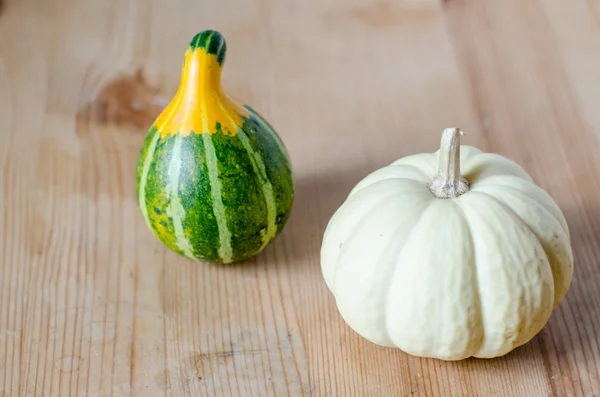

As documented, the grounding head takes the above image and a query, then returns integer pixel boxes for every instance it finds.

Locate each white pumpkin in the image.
[320,128,573,360]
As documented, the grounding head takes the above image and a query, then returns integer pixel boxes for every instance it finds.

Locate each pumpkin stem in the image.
[429,128,469,199]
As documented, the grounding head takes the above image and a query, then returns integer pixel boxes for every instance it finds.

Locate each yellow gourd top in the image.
[154,30,248,138]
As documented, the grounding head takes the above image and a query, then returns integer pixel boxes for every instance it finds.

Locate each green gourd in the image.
[136,30,294,264]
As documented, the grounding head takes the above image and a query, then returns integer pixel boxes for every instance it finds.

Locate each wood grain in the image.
[0,0,599,396]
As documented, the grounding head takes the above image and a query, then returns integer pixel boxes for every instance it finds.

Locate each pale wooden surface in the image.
[1,0,600,395]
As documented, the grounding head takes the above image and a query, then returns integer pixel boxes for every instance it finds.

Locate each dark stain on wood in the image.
[199,350,237,359]
[76,69,167,133]
[40,70,170,200]
[193,347,274,370]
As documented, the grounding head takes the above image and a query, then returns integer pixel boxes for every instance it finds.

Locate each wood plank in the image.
[0,0,599,395]
[444,0,600,396]
[0,0,478,395]
[540,0,600,145]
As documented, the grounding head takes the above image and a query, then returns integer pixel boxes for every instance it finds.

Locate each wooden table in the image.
[1,0,599,395]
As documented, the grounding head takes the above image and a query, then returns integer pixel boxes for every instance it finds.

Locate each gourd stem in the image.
[429,128,469,199]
